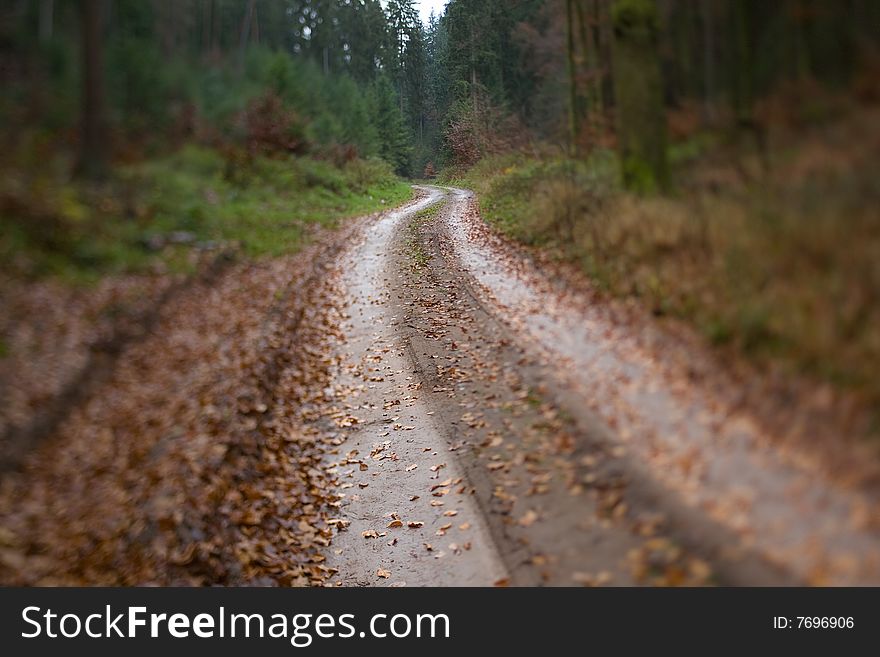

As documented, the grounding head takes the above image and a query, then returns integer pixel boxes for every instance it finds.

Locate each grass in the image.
[451,104,880,417]
[0,145,412,283]
[406,204,441,272]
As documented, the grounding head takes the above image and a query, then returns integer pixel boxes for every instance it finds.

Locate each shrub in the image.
[243,92,308,157]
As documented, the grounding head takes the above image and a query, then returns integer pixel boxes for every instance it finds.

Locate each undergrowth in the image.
[451,104,880,419]
[0,144,411,282]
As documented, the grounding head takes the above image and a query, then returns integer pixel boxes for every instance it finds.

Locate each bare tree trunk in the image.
[202,0,211,53]
[596,0,614,114]
[252,1,260,45]
[732,0,754,124]
[154,0,176,58]
[575,0,599,119]
[39,0,53,43]
[211,0,221,55]
[470,20,477,108]
[611,0,669,192]
[239,0,256,56]
[701,0,716,125]
[76,0,108,180]
[566,0,580,154]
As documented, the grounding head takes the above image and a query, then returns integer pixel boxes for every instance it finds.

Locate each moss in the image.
[621,156,661,194]
[611,0,669,193]
[611,0,659,39]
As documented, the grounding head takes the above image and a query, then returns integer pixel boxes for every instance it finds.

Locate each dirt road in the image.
[313,186,880,587]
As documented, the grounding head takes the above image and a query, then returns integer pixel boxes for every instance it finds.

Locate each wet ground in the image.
[314,186,880,586]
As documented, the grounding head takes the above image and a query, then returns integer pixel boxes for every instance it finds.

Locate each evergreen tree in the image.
[371,74,413,175]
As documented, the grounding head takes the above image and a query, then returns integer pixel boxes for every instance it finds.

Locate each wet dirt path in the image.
[317,186,880,586]
[439,187,880,586]
[320,189,507,586]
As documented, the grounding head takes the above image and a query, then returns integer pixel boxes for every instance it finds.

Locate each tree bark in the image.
[39,0,53,43]
[596,0,615,114]
[701,0,716,125]
[76,0,109,180]
[566,0,580,154]
[240,0,256,56]
[202,0,211,53]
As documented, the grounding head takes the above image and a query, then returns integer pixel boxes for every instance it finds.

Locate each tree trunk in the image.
[732,0,754,124]
[565,0,580,154]
[211,0,220,55]
[701,0,716,125]
[76,0,108,180]
[595,0,615,115]
[575,0,601,126]
[252,2,260,45]
[202,0,211,53]
[39,0,53,43]
[239,0,256,58]
[611,0,669,192]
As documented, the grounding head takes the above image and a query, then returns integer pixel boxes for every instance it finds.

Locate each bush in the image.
[344,158,397,192]
[461,107,880,414]
[243,93,308,157]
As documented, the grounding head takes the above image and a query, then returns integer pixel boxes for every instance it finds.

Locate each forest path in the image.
[318,188,507,586]
[315,186,880,586]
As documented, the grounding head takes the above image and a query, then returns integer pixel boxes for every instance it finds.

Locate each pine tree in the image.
[372,74,413,175]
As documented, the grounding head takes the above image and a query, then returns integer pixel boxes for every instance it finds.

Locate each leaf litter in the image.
[0,224,361,586]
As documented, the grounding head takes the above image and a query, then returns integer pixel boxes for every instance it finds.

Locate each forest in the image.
[1,1,879,588]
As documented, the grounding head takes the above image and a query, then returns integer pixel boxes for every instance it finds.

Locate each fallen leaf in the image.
[572,571,613,587]
[436,523,452,536]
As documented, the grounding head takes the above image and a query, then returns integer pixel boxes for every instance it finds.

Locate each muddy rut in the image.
[314,186,880,587]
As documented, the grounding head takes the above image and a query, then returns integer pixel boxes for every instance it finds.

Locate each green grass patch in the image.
[405,203,441,272]
[0,145,412,282]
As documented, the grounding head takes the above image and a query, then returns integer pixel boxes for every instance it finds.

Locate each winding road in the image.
[315,186,880,586]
